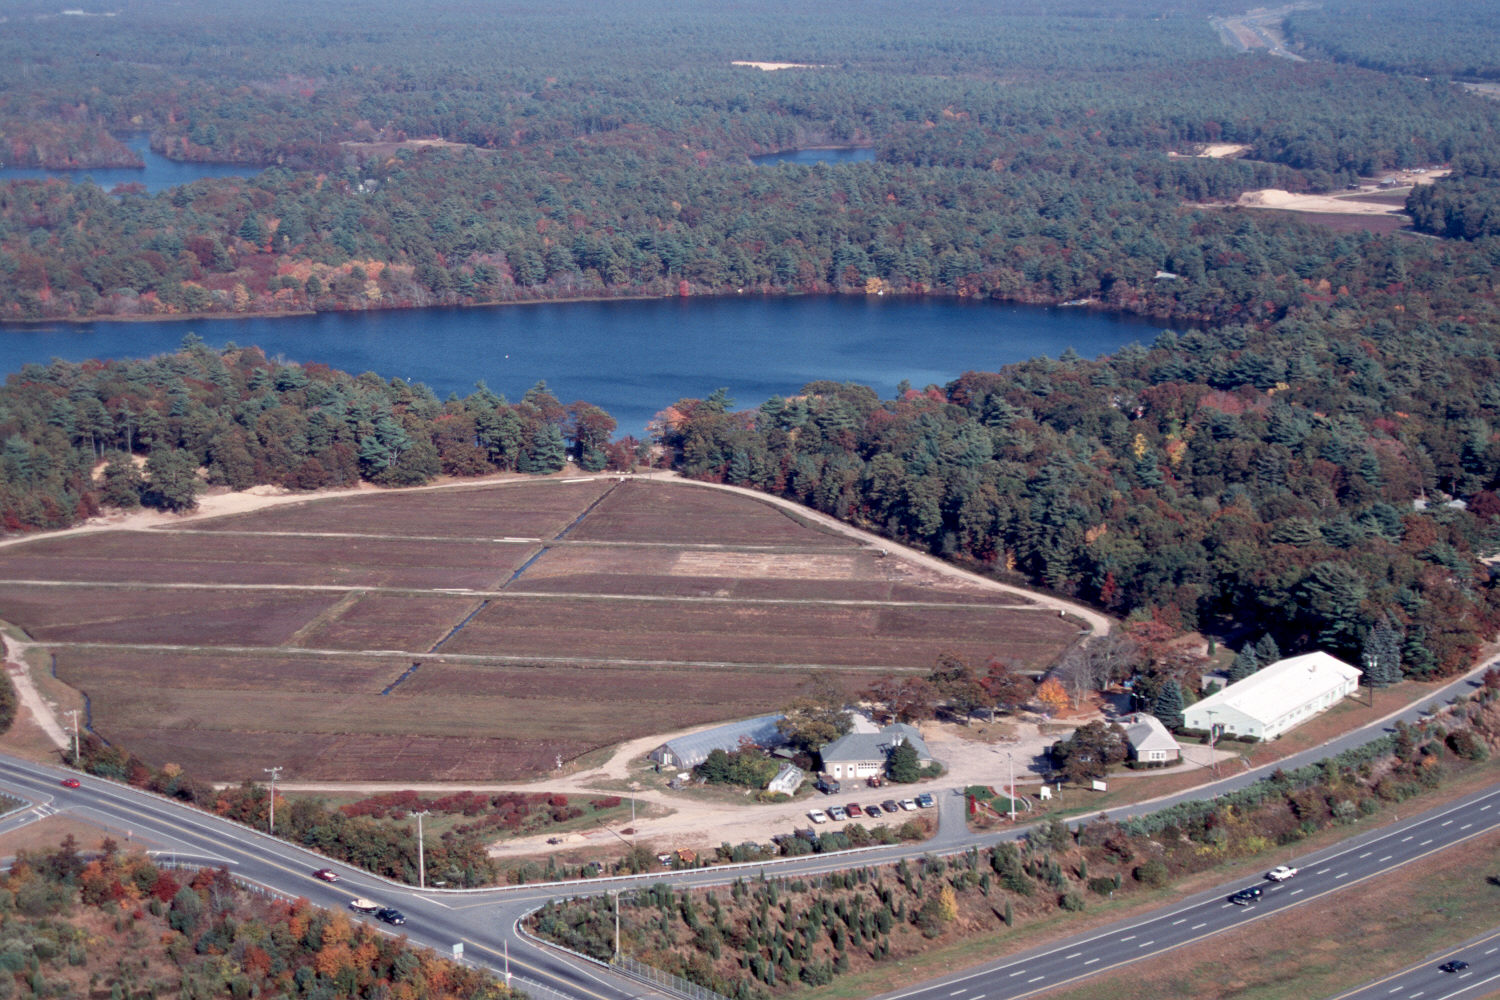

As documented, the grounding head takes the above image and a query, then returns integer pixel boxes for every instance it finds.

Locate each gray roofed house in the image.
[1120,713,1179,763]
[819,723,932,782]
[648,714,787,770]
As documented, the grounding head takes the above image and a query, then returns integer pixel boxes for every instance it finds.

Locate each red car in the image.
[59,778,80,789]
[312,869,340,883]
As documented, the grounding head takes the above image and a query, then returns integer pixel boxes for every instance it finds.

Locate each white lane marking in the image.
[1027,976,1044,984]
[949,991,966,996]
[1441,820,1454,827]
[1290,888,1304,896]
[1171,918,1186,925]
[1137,940,1154,949]
[1386,986,1403,994]
[1191,922,1207,930]
[1315,868,1331,874]
[1335,872,1350,880]
[1064,953,1082,960]
[1120,935,1135,942]
[1359,852,1372,858]
[1483,804,1493,811]
[1402,836,1415,842]
[1420,839,1434,846]
[1084,958,1099,966]
[1008,970,1025,978]
[1379,856,1393,863]
[1461,823,1473,830]
[1485,947,1498,955]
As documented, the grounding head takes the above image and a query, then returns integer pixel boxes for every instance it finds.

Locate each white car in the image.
[807,809,829,824]
[900,798,918,811]
[1266,865,1298,882]
[828,806,848,821]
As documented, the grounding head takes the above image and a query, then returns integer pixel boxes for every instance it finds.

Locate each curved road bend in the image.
[0,668,1488,999]
[2,758,1499,1000]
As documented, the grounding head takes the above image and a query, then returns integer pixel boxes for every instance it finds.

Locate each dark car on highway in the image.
[1439,960,1470,973]
[375,907,406,925]
[1228,887,1262,905]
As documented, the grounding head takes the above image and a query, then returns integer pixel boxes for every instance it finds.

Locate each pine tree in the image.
[1362,615,1404,687]
[1254,633,1282,665]
[1228,646,1258,682]
[1151,679,1184,731]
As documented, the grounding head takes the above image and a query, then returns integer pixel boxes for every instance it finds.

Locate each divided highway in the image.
[880,786,1500,1000]
[3,750,1500,1000]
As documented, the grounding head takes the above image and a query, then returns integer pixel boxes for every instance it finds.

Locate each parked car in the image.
[1265,865,1297,882]
[794,828,817,841]
[1439,960,1470,974]
[816,777,841,795]
[312,868,340,883]
[916,793,935,809]
[807,809,829,824]
[828,805,848,821]
[845,803,863,817]
[1228,887,1262,905]
[864,803,882,816]
[899,798,918,811]
[375,907,406,926]
[59,778,80,789]
[882,799,900,814]
[348,898,380,913]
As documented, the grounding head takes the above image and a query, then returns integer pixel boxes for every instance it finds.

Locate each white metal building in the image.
[1182,651,1361,741]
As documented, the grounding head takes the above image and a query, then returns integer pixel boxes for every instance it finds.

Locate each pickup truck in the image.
[1265,865,1298,881]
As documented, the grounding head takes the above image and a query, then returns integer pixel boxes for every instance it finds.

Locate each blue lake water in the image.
[0,134,265,193]
[751,147,876,166]
[0,296,1164,436]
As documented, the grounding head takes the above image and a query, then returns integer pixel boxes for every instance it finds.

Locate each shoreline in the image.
[0,285,1194,332]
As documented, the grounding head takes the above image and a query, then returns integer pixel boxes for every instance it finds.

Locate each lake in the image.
[0,296,1164,436]
[0,134,265,193]
[751,148,876,166]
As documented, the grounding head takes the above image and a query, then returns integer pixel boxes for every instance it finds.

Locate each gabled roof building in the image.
[1182,651,1361,741]
[819,723,932,782]
[1121,713,1180,762]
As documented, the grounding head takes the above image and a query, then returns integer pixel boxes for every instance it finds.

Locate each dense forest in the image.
[0,340,627,529]
[2,0,1499,320]
[1285,1,1500,80]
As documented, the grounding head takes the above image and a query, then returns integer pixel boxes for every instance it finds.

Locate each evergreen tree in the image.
[1151,679,1184,731]
[1362,615,1404,687]
[1253,634,1282,665]
[1228,646,1258,682]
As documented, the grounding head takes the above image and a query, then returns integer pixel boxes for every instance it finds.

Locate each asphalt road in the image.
[0,667,1490,1000]
[878,784,1500,1000]
[1333,925,1500,1000]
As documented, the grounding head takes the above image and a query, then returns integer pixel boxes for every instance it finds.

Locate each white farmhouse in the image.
[1183,651,1361,741]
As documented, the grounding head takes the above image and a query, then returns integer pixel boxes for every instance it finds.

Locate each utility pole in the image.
[613,890,620,959]
[1007,752,1016,822]
[64,710,80,765]
[263,766,282,835]
[414,810,430,889]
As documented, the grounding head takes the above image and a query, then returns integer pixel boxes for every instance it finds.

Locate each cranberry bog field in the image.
[0,478,1082,781]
